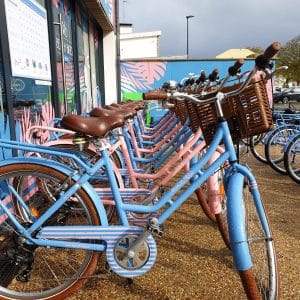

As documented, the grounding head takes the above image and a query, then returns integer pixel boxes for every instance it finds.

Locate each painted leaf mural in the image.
[121,61,167,92]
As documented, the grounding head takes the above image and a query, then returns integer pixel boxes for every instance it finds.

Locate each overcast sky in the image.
[119,0,300,58]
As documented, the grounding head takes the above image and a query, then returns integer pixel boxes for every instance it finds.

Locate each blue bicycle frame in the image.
[0,116,271,272]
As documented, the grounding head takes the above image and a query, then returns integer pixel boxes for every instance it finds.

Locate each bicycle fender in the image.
[227,172,252,271]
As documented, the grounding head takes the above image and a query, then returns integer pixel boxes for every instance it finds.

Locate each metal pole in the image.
[45,0,60,117]
[186,15,194,59]
[58,14,68,114]
[115,0,121,103]
[186,17,188,59]
[53,14,68,114]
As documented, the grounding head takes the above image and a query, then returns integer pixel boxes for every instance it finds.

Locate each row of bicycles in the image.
[0,42,282,299]
[249,104,300,183]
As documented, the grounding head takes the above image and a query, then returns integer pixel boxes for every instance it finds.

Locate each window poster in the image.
[4,0,52,81]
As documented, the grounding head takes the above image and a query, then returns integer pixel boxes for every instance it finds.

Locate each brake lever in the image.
[264,65,288,79]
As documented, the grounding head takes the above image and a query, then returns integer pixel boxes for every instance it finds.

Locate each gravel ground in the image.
[68,154,300,300]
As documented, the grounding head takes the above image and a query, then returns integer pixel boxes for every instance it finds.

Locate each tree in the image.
[276,35,300,84]
[245,46,264,58]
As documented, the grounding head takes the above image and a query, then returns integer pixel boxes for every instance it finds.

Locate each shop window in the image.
[90,22,103,108]
[11,77,51,119]
[52,0,76,115]
[1,0,53,143]
[93,26,103,107]
[75,3,104,113]
[88,22,98,109]
[76,7,92,112]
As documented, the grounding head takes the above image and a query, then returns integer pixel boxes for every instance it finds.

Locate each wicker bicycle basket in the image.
[193,78,274,144]
[185,100,200,133]
[174,99,188,125]
[185,86,218,133]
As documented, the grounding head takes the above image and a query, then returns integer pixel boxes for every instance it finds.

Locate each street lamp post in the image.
[186,15,195,59]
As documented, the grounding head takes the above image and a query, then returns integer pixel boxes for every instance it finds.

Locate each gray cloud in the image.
[120,0,300,58]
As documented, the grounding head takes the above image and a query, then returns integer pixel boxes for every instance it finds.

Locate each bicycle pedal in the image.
[147,217,164,237]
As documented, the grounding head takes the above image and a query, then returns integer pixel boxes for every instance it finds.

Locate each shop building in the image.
[0,0,118,144]
[120,23,161,59]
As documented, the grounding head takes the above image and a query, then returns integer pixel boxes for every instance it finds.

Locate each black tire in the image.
[215,212,230,249]
[195,187,216,223]
[0,163,101,300]
[195,166,231,249]
[227,173,278,300]
[250,133,269,163]
[265,125,299,174]
[213,167,230,249]
[284,133,300,184]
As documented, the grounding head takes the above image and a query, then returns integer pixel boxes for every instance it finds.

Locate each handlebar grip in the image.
[142,91,168,100]
[228,59,244,76]
[208,68,219,82]
[255,41,281,70]
[263,41,281,59]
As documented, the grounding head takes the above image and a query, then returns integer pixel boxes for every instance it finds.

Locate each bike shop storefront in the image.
[0,0,115,149]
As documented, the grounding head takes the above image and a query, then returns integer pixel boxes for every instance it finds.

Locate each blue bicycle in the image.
[0,42,280,300]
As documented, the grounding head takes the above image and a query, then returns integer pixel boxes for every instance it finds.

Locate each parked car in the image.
[273,87,300,103]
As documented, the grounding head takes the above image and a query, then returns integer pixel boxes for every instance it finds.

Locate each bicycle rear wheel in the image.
[194,186,216,223]
[250,133,269,163]
[265,126,299,174]
[284,133,300,184]
[227,172,278,300]
[195,154,230,248]
[195,174,231,249]
[0,163,101,300]
[207,165,230,249]
[214,177,230,250]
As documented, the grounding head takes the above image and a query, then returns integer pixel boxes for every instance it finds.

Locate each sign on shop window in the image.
[4,0,51,81]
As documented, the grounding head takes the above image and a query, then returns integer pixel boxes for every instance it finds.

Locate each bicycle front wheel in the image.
[0,162,101,300]
[284,133,300,184]
[227,172,278,300]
